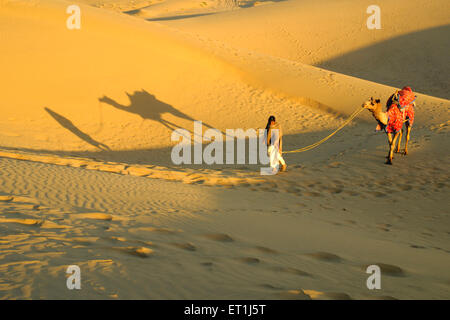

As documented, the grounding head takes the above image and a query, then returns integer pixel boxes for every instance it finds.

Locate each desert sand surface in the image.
[0,0,449,299]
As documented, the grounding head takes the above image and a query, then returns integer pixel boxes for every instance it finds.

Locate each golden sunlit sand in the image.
[0,0,449,299]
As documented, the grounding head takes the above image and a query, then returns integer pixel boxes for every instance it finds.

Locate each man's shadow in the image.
[99,90,217,136]
[45,107,110,151]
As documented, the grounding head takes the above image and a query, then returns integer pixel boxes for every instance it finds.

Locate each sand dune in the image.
[161,0,450,98]
[0,0,449,299]
[1,0,449,154]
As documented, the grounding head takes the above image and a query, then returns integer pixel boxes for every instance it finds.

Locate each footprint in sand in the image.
[114,246,154,258]
[303,191,322,197]
[306,252,342,263]
[362,263,405,277]
[397,184,413,191]
[326,187,343,194]
[200,262,214,267]
[131,227,182,234]
[376,223,392,232]
[372,191,388,198]
[284,188,302,195]
[260,283,284,290]
[254,246,279,254]
[271,266,311,277]
[410,244,426,249]
[236,257,260,264]
[202,233,234,242]
[171,242,197,251]
[435,182,446,189]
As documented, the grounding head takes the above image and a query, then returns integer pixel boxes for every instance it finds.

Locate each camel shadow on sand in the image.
[99,89,216,136]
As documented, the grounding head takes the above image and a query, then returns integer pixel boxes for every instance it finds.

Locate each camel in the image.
[362,96,414,165]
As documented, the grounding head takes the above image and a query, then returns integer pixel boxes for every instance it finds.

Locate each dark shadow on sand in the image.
[316,25,450,100]
[44,107,110,151]
[0,120,395,168]
[146,13,216,21]
[238,0,286,8]
[99,89,218,137]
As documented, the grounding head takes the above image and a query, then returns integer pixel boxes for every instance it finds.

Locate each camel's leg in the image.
[391,132,401,162]
[386,133,393,164]
[395,128,403,153]
[404,125,412,155]
[386,132,400,165]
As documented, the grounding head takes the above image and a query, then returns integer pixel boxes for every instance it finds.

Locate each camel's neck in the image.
[369,105,388,125]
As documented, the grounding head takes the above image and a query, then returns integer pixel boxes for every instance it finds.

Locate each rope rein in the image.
[282,107,364,154]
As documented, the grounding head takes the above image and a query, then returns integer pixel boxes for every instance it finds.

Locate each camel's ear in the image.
[375,99,380,103]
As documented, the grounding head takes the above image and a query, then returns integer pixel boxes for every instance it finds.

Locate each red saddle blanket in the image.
[385,103,415,134]
[377,87,416,133]
[398,86,416,108]
[386,105,404,133]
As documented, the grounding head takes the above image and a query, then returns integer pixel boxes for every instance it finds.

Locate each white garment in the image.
[268,145,286,171]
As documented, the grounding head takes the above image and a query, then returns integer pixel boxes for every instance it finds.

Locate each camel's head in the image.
[362,97,381,110]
